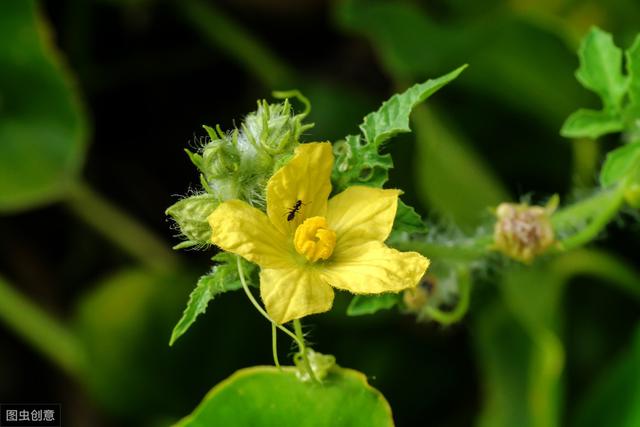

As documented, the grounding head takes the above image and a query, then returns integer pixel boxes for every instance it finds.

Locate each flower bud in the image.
[165,193,219,248]
[493,200,557,263]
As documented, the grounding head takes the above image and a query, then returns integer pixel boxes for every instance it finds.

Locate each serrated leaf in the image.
[560,108,624,139]
[627,34,640,106]
[346,293,401,316]
[169,254,256,345]
[175,366,394,427]
[0,1,88,212]
[576,27,627,111]
[331,134,393,192]
[331,67,465,194]
[166,193,218,247]
[599,143,640,187]
[360,65,467,147]
[392,199,427,234]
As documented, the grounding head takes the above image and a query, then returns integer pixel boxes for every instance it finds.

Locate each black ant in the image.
[286,200,308,221]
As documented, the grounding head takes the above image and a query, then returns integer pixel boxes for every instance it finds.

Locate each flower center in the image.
[293,216,336,263]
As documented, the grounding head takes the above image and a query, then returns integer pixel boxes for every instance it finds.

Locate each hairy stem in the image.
[272,322,281,370]
[66,181,179,273]
[552,185,626,251]
[0,275,86,379]
[423,267,471,325]
[293,318,319,383]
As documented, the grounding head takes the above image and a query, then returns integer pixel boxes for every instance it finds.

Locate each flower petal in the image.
[321,241,429,294]
[260,267,334,324]
[327,186,400,249]
[267,142,333,236]
[208,200,291,269]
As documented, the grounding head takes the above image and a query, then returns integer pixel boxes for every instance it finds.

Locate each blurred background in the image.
[1,0,639,426]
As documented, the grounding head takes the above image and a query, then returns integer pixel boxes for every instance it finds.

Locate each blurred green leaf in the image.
[599,142,640,187]
[576,27,627,111]
[560,109,624,139]
[573,323,640,427]
[413,107,508,228]
[346,293,401,316]
[0,1,88,212]
[337,0,583,127]
[626,34,640,105]
[175,366,393,427]
[170,254,256,346]
[360,65,467,146]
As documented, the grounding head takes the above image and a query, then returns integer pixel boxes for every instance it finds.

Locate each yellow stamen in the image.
[293,216,336,262]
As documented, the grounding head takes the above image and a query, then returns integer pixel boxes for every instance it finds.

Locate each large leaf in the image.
[175,366,394,427]
[360,65,467,147]
[575,27,627,111]
[0,1,88,212]
[169,254,256,346]
[573,323,640,427]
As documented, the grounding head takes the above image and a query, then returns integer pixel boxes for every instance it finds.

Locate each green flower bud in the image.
[165,193,218,249]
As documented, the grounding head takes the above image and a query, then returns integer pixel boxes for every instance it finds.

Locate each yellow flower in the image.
[208,142,430,324]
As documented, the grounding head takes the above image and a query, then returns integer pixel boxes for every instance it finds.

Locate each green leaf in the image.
[392,199,427,234]
[166,193,218,249]
[337,0,584,128]
[574,323,640,427]
[331,134,393,192]
[347,293,401,316]
[560,109,624,139]
[575,27,628,111]
[599,143,640,187]
[0,1,88,212]
[360,65,467,147]
[627,35,640,106]
[75,269,198,417]
[170,254,256,345]
[174,366,394,427]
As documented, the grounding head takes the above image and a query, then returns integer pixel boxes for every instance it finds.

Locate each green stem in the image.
[272,323,281,370]
[423,268,471,325]
[235,256,301,347]
[66,181,179,273]
[389,234,493,261]
[293,318,319,383]
[176,0,293,88]
[0,275,86,379]
[552,185,626,251]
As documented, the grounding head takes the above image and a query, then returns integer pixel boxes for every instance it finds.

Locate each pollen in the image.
[293,216,337,263]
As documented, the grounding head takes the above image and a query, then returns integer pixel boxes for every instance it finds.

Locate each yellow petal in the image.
[260,267,334,324]
[267,142,333,236]
[208,200,291,269]
[321,241,429,294]
[327,186,400,249]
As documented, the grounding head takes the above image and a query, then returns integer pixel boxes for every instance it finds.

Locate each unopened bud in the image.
[493,199,557,263]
